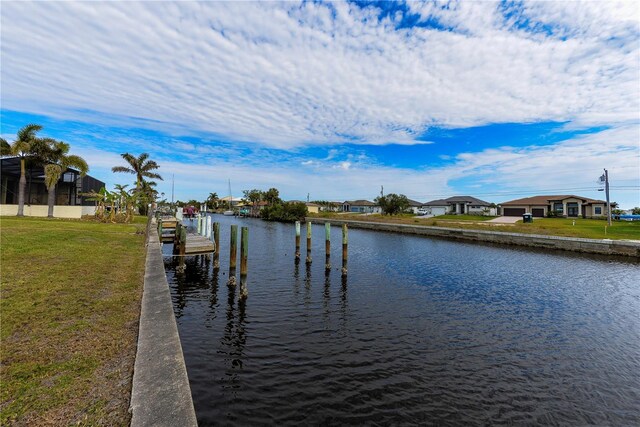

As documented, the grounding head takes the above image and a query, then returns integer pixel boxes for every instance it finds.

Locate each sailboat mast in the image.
[171,173,175,205]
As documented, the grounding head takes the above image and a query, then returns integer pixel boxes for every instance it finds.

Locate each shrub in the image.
[261,202,308,222]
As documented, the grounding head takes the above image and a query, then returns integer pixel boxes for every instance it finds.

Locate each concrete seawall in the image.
[130,220,198,426]
[307,217,640,258]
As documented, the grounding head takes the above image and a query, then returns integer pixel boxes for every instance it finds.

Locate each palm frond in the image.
[140,160,159,171]
[64,155,89,175]
[44,164,62,189]
[16,124,42,143]
[11,140,31,156]
[112,166,135,174]
[0,138,11,156]
[142,171,163,180]
[138,153,150,164]
[121,153,137,166]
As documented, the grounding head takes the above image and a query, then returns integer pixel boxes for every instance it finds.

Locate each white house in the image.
[342,200,382,214]
[421,196,496,216]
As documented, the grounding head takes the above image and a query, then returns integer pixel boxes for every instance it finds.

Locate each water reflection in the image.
[164,216,640,426]
[220,284,247,390]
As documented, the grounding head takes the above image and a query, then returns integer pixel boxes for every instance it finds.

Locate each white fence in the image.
[0,204,96,219]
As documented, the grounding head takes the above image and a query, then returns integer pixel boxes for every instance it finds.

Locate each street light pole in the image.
[604,168,611,226]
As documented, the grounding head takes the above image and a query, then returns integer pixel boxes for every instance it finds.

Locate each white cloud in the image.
[1,1,638,148]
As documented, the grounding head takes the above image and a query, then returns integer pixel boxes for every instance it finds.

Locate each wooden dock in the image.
[161,217,178,229]
[184,233,216,255]
[159,217,178,242]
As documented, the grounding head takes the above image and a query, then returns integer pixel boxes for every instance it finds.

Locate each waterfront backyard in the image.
[310,213,640,241]
[0,217,146,425]
[167,215,640,425]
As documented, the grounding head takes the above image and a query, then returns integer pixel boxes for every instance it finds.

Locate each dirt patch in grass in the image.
[0,216,146,425]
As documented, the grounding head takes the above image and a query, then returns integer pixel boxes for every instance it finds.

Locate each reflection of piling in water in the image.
[295,221,301,263]
[239,226,248,300]
[306,221,312,264]
[213,222,220,270]
[325,223,331,272]
[341,224,348,276]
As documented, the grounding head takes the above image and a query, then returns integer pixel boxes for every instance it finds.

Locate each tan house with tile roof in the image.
[499,195,607,218]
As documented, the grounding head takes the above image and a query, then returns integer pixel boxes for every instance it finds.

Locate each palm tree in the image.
[43,140,89,218]
[112,153,163,193]
[82,187,107,220]
[8,124,43,216]
[207,192,219,210]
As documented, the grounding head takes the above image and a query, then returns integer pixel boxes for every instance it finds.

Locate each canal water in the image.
[163,215,640,426]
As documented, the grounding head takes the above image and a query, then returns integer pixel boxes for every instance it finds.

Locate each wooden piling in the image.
[230,224,238,270]
[213,222,220,270]
[158,220,163,239]
[295,221,301,263]
[178,227,187,261]
[173,222,181,254]
[341,224,348,276]
[197,215,202,234]
[206,216,212,238]
[239,226,248,299]
[325,222,331,271]
[306,221,312,264]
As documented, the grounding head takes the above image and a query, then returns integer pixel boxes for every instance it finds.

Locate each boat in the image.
[223,179,234,216]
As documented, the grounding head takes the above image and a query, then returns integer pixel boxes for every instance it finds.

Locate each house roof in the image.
[344,199,377,206]
[423,195,492,206]
[406,198,423,207]
[501,195,606,206]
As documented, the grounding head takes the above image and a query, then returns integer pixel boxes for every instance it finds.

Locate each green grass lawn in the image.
[502,217,640,240]
[432,214,496,221]
[0,216,147,425]
[309,213,640,240]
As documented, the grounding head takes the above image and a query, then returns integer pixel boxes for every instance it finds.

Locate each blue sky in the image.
[1,1,639,207]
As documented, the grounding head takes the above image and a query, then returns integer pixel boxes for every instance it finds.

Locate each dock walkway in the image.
[184,233,216,255]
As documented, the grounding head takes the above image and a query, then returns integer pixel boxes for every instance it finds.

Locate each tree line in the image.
[1,124,88,218]
[1,124,163,222]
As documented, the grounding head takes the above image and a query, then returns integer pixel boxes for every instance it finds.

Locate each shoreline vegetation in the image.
[307,212,640,241]
[0,216,147,425]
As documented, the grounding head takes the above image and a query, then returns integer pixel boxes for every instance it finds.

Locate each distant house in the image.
[220,196,243,207]
[317,201,342,212]
[0,156,105,218]
[499,195,607,218]
[422,196,495,216]
[286,200,320,214]
[342,200,381,214]
[406,198,423,214]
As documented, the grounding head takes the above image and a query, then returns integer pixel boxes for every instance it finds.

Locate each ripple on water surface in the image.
[165,216,640,426]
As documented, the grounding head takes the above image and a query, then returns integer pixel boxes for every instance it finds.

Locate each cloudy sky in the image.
[1,1,639,207]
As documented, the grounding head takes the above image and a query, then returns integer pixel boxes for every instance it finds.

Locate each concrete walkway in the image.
[486,216,522,224]
[130,220,197,427]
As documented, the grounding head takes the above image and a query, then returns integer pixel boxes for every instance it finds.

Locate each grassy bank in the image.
[309,213,640,240]
[0,216,147,425]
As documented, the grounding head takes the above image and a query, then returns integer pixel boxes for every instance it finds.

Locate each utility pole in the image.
[380,185,384,198]
[604,168,611,226]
